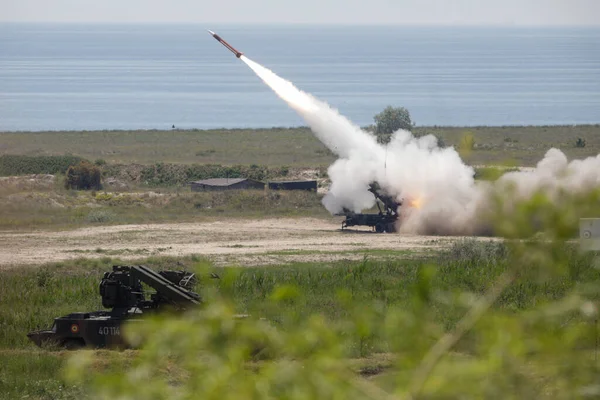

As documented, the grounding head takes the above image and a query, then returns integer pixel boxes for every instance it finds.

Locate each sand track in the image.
[0,218,458,268]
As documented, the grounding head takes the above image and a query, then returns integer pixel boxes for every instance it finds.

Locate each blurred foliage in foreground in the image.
[64,190,600,399]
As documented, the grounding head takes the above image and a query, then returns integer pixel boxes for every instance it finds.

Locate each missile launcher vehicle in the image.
[340,182,401,233]
[27,265,201,349]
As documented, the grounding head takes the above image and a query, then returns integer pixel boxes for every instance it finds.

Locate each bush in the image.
[473,166,518,181]
[65,161,102,190]
[434,135,446,148]
[459,133,476,152]
[0,155,84,176]
[575,137,586,148]
[85,210,115,223]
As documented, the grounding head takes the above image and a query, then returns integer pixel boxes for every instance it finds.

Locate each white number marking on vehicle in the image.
[98,326,120,335]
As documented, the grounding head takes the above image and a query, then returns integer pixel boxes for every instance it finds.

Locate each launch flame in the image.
[409,197,424,210]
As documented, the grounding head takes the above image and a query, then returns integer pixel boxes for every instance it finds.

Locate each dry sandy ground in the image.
[0,218,463,269]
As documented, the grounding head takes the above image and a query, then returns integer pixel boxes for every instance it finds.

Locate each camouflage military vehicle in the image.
[27,265,200,349]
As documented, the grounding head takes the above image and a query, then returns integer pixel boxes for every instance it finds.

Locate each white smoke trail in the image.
[499,149,600,201]
[241,56,600,235]
[242,57,381,161]
[242,56,386,213]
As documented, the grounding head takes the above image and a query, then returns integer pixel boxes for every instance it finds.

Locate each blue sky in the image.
[2,0,599,25]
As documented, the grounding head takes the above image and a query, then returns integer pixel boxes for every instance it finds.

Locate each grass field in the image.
[0,187,330,230]
[1,124,599,398]
[1,125,599,167]
[1,240,598,398]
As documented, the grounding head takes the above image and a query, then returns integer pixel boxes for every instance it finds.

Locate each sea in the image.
[1,24,599,131]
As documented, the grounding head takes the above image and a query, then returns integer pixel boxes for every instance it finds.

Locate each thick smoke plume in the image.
[242,56,600,235]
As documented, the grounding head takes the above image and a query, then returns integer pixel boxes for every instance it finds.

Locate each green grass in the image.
[0,189,330,230]
[231,241,597,331]
[0,265,105,349]
[473,166,519,181]
[0,155,85,176]
[1,125,598,167]
[1,240,598,397]
[0,255,209,349]
[2,241,596,350]
[0,128,334,167]
[257,248,416,256]
[0,352,84,400]
[415,125,600,166]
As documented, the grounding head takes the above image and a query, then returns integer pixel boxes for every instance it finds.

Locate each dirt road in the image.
[0,218,459,268]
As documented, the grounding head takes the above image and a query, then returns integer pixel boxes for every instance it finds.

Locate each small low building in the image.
[189,178,265,192]
[268,180,318,191]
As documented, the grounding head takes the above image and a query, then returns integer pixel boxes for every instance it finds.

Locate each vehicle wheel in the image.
[375,223,384,233]
[63,339,85,350]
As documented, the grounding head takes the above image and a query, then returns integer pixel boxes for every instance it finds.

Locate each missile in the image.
[207,29,243,58]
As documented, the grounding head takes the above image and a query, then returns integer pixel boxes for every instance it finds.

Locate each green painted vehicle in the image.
[28,265,201,349]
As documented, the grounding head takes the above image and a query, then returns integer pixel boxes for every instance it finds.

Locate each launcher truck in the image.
[340,182,401,233]
[27,265,201,349]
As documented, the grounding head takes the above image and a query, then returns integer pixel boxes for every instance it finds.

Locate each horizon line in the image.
[2,124,600,134]
[1,21,600,28]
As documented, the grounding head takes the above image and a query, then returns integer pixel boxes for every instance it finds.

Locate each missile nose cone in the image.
[207,30,244,60]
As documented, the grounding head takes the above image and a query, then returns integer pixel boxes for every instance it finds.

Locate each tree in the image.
[373,106,413,136]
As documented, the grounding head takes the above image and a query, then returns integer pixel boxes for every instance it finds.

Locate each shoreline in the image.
[2,123,600,134]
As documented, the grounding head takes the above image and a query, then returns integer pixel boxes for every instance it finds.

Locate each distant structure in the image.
[268,180,317,191]
[189,178,265,192]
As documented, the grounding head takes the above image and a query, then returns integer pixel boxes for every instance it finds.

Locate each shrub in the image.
[0,155,84,176]
[64,161,102,190]
[434,135,446,148]
[459,133,476,153]
[85,210,115,223]
[473,166,518,181]
[575,137,586,148]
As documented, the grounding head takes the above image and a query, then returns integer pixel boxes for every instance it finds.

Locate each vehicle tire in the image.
[375,223,384,233]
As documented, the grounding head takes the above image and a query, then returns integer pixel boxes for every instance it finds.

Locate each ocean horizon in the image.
[1,23,599,131]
